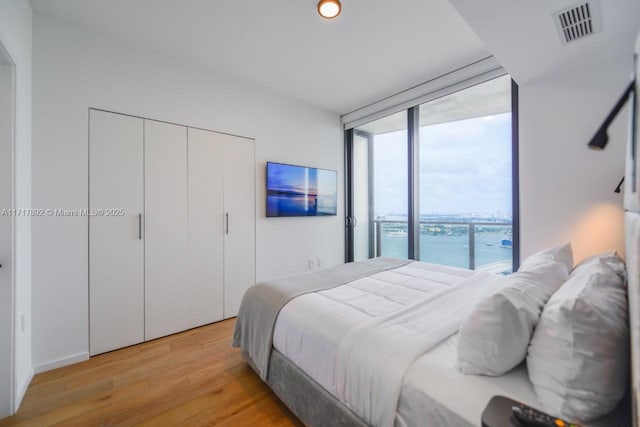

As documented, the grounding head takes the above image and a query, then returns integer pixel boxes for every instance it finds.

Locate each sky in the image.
[371,113,512,217]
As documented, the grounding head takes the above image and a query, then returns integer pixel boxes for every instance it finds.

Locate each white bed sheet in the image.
[397,331,618,427]
[272,261,543,427]
[397,334,538,427]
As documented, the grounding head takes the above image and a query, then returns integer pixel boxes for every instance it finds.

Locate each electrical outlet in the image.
[308,259,316,269]
[317,258,325,267]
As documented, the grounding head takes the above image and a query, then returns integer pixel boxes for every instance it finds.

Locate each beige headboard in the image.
[625,34,640,427]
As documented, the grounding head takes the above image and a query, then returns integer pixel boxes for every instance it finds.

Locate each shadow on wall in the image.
[568,203,625,264]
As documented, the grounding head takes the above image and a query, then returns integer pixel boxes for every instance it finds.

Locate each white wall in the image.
[0,0,33,413]
[519,58,632,263]
[32,14,343,371]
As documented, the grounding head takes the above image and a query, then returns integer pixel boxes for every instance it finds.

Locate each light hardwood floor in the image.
[0,319,303,426]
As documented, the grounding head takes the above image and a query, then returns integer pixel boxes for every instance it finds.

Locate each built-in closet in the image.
[88,109,255,355]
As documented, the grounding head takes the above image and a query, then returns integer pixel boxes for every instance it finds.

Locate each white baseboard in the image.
[14,366,33,412]
[34,352,89,374]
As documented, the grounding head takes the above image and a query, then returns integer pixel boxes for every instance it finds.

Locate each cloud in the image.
[369,113,512,216]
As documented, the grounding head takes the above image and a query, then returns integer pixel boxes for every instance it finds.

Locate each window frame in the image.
[344,78,520,272]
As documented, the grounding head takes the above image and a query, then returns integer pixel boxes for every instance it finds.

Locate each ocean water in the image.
[379,227,512,271]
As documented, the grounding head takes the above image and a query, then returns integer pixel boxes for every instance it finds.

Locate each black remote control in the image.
[511,404,579,427]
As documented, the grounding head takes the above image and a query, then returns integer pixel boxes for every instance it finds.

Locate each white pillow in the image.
[456,261,569,376]
[519,243,573,274]
[571,250,626,281]
[527,262,629,423]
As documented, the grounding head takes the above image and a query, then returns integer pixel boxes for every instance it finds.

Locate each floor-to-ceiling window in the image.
[346,75,518,273]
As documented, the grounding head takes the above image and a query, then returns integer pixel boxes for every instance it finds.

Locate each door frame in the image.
[0,38,17,416]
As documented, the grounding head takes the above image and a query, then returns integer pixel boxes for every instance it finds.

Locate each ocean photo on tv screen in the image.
[266,162,337,217]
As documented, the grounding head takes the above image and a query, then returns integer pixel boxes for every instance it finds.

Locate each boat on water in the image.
[387,230,408,238]
[500,231,513,248]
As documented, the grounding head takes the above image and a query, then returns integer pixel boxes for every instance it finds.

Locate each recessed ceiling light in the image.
[318,0,341,19]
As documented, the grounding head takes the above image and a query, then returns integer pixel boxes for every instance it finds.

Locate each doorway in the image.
[0,41,16,417]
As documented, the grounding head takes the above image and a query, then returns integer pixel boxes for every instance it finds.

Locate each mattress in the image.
[272,261,540,427]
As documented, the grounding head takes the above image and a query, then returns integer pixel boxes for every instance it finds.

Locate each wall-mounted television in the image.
[266,161,337,217]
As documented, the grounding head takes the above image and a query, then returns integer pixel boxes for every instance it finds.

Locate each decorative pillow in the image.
[571,250,626,281]
[519,243,574,274]
[526,262,629,423]
[456,261,569,376]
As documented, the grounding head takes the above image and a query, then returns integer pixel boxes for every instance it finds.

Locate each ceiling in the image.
[357,75,512,135]
[28,0,491,114]
[449,0,640,84]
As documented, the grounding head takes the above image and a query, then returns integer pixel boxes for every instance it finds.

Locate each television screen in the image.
[266,162,337,217]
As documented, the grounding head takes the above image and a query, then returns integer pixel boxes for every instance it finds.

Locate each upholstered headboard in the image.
[628,213,640,427]
[625,35,640,427]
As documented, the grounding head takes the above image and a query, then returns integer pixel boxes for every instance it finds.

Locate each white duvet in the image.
[273,261,506,427]
[336,271,505,426]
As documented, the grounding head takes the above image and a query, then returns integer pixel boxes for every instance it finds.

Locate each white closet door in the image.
[223,135,256,318]
[144,120,189,340]
[187,128,224,328]
[89,110,144,355]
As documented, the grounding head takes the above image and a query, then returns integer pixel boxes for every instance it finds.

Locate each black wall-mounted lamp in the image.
[588,79,636,193]
[588,81,636,150]
[615,177,625,193]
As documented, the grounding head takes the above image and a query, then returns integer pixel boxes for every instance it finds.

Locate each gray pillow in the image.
[456,261,569,376]
[527,262,629,423]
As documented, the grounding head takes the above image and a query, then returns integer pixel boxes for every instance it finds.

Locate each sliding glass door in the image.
[351,131,371,261]
[346,75,518,273]
[352,111,408,261]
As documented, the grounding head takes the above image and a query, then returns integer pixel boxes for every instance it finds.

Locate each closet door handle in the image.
[138,213,142,240]
[225,213,229,235]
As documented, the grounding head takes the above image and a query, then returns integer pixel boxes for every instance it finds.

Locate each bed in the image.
[270,260,534,427]
[233,257,629,427]
[234,37,640,427]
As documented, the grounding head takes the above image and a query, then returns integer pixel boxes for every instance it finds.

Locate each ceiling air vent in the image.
[552,0,602,45]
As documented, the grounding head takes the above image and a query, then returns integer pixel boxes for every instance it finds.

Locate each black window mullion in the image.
[344,128,355,262]
[511,79,521,271]
[408,106,420,260]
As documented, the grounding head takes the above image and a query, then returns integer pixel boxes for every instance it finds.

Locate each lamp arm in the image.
[588,80,636,149]
[604,81,635,129]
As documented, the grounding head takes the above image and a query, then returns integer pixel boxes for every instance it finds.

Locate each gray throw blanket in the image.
[232,257,412,380]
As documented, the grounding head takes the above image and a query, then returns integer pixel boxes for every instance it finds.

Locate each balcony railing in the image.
[373,220,513,272]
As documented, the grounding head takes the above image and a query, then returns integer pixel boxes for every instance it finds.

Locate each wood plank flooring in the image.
[0,319,303,426]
